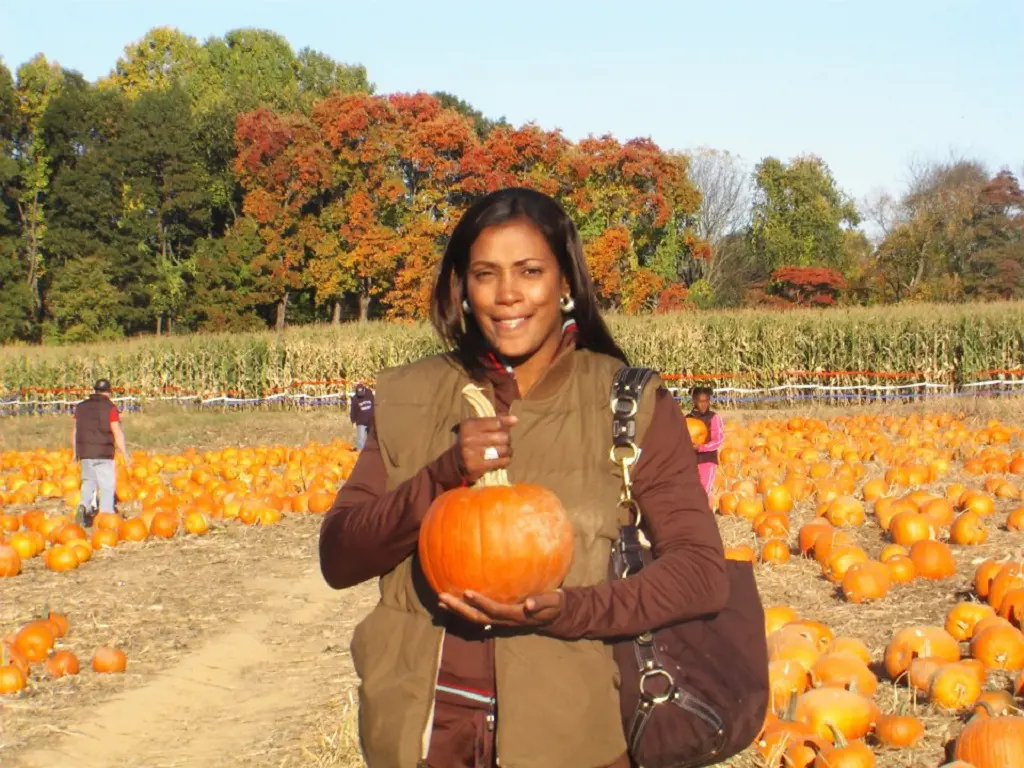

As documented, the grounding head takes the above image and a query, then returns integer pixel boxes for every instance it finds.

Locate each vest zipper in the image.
[419,627,446,763]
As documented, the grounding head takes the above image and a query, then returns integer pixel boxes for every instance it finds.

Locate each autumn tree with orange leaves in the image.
[231,91,706,323]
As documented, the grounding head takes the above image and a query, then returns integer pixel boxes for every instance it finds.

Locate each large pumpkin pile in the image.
[708,411,1024,767]
[0,440,358,577]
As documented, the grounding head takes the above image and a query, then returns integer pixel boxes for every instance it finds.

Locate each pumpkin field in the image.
[2,399,1024,768]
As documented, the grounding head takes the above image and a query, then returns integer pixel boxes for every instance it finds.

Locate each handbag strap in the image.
[609,366,657,581]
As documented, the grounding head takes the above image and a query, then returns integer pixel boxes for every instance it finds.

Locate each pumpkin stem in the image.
[461,384,510,488]
[826,723,848,749]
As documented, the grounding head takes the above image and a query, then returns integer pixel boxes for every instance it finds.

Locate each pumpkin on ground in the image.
[417,385,575,605]
[953,714,1024,767]
[91,647,127,673]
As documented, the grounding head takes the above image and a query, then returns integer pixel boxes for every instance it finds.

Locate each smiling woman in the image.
[318,188,730,768]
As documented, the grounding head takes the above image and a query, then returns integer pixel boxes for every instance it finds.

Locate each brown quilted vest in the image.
[349,349,660,768]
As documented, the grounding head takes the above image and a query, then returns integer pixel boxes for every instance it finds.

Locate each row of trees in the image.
[1,26,1021,344]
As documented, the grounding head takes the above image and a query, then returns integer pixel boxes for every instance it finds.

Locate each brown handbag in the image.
[608,367,770,768]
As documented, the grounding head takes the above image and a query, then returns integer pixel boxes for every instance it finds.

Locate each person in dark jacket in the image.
[349,383,375,450]
[71,379,131,527]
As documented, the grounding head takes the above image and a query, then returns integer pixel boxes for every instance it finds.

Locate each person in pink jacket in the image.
[688,386,725,497]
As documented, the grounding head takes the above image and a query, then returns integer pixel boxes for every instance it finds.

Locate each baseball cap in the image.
[94,379,112,392]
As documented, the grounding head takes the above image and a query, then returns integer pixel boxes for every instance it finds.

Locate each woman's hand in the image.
[439,589,564,628]
[457,414,518,484]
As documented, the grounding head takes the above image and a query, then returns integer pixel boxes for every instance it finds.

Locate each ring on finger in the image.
[483,446,499,461]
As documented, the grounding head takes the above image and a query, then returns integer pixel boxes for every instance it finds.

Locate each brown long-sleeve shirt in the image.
[318,353,728,765]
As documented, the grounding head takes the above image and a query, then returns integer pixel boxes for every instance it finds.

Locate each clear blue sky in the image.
[2,0,1021,209]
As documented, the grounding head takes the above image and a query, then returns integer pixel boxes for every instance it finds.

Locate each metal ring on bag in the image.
[639,668,676,705]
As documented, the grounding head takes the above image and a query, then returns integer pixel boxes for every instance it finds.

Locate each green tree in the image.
[47,255,124,342]
[749,155,860,273]
[41,81,136,329]
[13,54,66,320]
[0,59,34,341]
[117,85,211,334]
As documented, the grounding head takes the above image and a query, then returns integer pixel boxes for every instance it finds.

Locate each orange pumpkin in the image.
[884,625,960,681]
[875,714,924,748]
[686,416,709,447]
[792,687,880,741]
[417,386,574,604]
[953,714,1024,767]
[0,544,21,577]
[970,624,1024,670]
[842,560,891,604]
[909,539,957,580]
[44,650,80,678]
[91,647,127,673]
[929,661,983,710]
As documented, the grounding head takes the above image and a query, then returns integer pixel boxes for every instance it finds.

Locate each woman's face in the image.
[465,217,569,365]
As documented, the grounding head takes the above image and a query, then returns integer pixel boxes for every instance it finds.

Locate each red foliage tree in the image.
[767,266,848,306]
[656,283,692,313]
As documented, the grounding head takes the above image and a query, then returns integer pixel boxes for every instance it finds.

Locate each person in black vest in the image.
[349,383,375,450]
[71,379,132,527]
[688,386,725,498]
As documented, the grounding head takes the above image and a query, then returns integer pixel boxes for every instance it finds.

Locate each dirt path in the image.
[13,566,375,768]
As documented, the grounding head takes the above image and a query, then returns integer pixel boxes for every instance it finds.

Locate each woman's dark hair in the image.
[691,385,714,397]
[431,187,627,376]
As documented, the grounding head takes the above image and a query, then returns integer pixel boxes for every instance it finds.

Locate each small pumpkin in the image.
[417,385,574,605]
[799,519,833,556]
[13,621,55,663]
[828,637,871,666]
[0,648,27,695]
[768,659,809,713]
[975,559,1003,599]
[0,544,21,577]
[946,602,997,642]
[812,726,875,767]
[885,555,917,584]
[764,605,800,635]
[875,713,924,748]
[970,624,1024,670]
[950,511,988,546]
[929,662,983,711]
[909,539,957,580]
[793,687,880,742]
[884,625,960,681]
[91,646,127,674]
[809,652,878,696]
[45,650,80,678]
[149,510,179,538]
[842,560,891,604]
[785,621,835,654]
[43,544,79,572]
[973,690,1015,717]
[761,538,791,564]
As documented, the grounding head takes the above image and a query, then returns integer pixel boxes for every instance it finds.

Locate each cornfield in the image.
[2,302,1023,401]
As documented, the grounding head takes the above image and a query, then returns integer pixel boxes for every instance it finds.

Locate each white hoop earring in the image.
[559,295,575,313]
[462,299,471,313]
